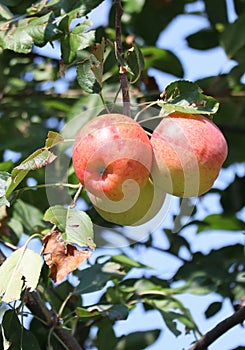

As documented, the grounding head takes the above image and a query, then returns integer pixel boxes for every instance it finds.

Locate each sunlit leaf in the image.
[0,4,13,20]
[0,171,11,207]
[195,214,244,233]
[43,206,95,249]
[0,247,42,303]
[63,207,95,249]
[0,13,61,54]
[6,148,56,197]
[43,205,67,231]
[158,80,219,115]
[76,304,128,321]
[61,19,95,64]
[111,254,149,269]
[45,131,64,148]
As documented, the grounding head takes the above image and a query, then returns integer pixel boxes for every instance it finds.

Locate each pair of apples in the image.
[72,112,228,226]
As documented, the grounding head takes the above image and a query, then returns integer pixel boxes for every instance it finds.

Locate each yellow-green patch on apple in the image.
[88,177,166,226]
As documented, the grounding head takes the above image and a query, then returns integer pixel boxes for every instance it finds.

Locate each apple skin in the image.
[72,114,152,201]
[88,177,166,226]
[151,112,228,197]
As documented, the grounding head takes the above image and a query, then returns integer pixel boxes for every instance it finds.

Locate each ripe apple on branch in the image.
[72,83,228,226]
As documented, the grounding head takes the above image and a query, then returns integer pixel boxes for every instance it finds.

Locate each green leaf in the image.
[6,148,56,197]
[47,0,105,17]
[195,214,244,233]
[15,149,56,171]
[45,131,64,148]
[143,298,197,336]
[25,12,61,47]
[158,80,219,115]
[96,319,118,350]
[0,160,13,171]
[0,4,13,20]
[61,19,95,64]
[43,206,95,249]
[116,330,161,350]
[76,304,129,321]
[204,0,228,27]
[111,254,148,269]
[186,29,219,50]
[2,310,41,350]
[76,55,102,94]
[12,199,44,234]
[0,247,42,303]
[0,171,11,207]
[43,205,67,231]
[0,13,61,54]
[74,261,125,294]
[141,47,184,78]
[205,301,222,318]
[63,207,95,249]
[221,13,245,58]
[0,19,33,53]
[234,0,245,15]
[220,175,245,215]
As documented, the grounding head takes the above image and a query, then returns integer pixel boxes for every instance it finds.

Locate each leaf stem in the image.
[134,101,159,121]
[14,182,80,196]
[69,183,83,208]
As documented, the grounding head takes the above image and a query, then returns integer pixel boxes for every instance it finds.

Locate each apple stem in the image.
[115,0,131,117]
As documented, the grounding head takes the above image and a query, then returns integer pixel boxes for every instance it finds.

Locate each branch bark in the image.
[190,306,245,350]
[115,0,131,117]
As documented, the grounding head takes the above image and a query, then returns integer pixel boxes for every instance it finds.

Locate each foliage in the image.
[0,0,244,350]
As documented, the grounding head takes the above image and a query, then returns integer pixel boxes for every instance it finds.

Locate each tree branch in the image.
[115,0,131,117]
[190,306,245,350]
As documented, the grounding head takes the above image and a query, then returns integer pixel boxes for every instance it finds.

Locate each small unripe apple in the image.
[72,114,152,201]
[88,177,166,226]
[151,111,228,197]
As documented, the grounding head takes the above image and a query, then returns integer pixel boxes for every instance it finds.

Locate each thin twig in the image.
[189,306,245,350]
[115,0,131,117]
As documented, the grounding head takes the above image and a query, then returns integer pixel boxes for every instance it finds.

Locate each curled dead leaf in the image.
[42,231,92,283]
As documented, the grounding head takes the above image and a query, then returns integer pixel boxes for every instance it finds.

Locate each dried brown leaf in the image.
[42,231,92,283]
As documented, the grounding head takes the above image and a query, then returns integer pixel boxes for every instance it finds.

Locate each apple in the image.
[88,177,166,226]
[151,111,228,197]
[72,113,152,201]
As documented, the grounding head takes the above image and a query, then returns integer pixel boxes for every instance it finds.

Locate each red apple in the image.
[72,114,152,200]
[151,111,228,197]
